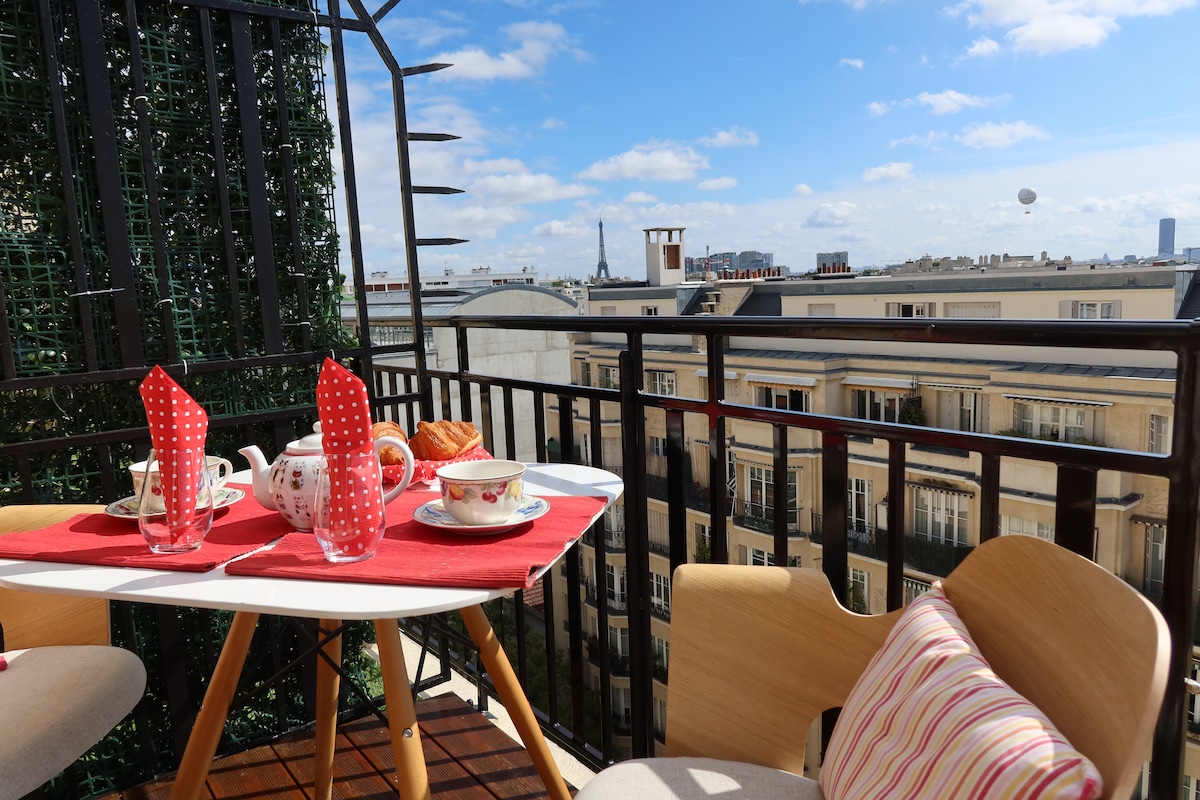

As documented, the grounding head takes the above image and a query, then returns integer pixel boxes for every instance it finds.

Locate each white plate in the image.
[413,495,550,535]
[104,486,246,520]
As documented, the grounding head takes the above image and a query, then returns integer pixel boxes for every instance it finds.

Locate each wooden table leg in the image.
[374,618,430,800]
[314,618,342,800]
[460,604,572,800]
[169,611,260,800]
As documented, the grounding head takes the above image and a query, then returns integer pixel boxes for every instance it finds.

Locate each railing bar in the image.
[886,440,906,610]
[1053,465,1098,558]
[978,453,1001,543]
[708,334,730,564]
[198,7,248,358]
[502,386,517,460]
[667,410,688,575]
[772,423,789,566]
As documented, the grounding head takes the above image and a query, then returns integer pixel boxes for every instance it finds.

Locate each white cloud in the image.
[863,162,914,182]
[578,143,710,181]
[378,16,467,49]
[867,101,891,116]
[431,21,574,81]
[700,127,759,148]
[890,131,948,148]
[698,177,738,191]
[916,90,1008,114]
[464,157,527,174]
[541,117,566,130]
[624,191,658,204]
[840,57,864,69]
[956,121,1049,148]
[804,202,861,228]
[532,219,591,237]
[793,183,814,195]
[947,0,1193,55]
[960,36,1000,59]
[468,172,597,203]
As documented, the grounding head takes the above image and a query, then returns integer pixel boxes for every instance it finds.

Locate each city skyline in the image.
[332,0,1199,281]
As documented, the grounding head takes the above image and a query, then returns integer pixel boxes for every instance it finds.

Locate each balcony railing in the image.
[810,515,974,577]
[732,498,802,536]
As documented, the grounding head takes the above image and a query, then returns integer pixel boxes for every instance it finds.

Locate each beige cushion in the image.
[576,756,824,800]
[0,646,146,798]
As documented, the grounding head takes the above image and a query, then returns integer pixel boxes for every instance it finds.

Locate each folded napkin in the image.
[316,358,385,549]
[225,490,608,589]
[138,366,209,530]
[0,488,287,572]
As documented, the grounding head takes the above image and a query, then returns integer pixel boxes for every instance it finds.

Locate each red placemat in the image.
[0,485,292,572]
[225,490,608,589]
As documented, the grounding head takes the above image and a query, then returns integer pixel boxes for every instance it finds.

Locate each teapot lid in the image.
[285,421,324,455]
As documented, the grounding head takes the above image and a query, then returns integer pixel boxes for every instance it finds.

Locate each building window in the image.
[1149,414,1171,454]
[652,635,670,670]
[605,565,627,608]
[1073,301,1117,319]
[1003,515,1054,541]
[653,695,668,737]
[756,385,811,412]
[886,302,935,317]
[848,478,871,531]
[579,361,591,387]
[604,503,625,533]
[608,625,630,657]
[646,370,676,396]
[957,391,979,432]
[1145,523,1165,594]
[848,568,869,613]
[600,306,617,316]
[651,572,671,614]
[903,578,931,605]
[912,487,968,546]
[612,687,631,727]
[649,435,667,457]
[642,306,659,316]
[1014,402,1089,442]
[808,302,835,316]
[599,365,620,390]
[695,523,711,562]
[851,388,904,422]
[750,547,777,566]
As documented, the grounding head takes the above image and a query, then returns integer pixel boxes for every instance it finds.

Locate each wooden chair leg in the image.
[460,603,571,800]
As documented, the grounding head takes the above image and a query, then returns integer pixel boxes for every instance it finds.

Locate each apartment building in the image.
[551,239,1200,781]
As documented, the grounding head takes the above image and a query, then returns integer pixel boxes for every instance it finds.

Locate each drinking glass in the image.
[137,448,215,554]
[312,452,388,563]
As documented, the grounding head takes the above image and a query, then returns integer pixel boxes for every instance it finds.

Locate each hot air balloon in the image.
[1018,188,1037,214]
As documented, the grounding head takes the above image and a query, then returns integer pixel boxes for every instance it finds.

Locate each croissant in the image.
[408,420,483,461]
[372,421,409,466]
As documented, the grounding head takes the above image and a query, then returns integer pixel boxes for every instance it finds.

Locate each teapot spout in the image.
[237,445,276,510]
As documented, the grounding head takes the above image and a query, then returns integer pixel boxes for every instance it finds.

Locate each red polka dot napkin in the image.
[315,358,385,553]
[138,366,209,529]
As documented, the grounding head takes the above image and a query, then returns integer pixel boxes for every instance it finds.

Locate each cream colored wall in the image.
[777,285,1174,319]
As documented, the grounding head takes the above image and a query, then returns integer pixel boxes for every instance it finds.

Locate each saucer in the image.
[104,486,246,520]
[413,495,550,535]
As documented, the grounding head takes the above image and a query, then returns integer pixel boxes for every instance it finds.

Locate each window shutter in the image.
[1059,299,1073,318]
[1111,299,1122,319]
[737,544,748,565]
[886,302,899,317]
[923,302,936,316]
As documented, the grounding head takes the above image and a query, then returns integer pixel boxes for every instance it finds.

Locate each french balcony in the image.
[3,3,1200,799]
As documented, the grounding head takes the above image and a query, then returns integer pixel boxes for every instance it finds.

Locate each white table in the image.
[0,463,622,800]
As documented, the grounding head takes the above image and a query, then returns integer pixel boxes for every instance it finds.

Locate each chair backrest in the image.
[664,535,1169,799]
[0,504,111,648]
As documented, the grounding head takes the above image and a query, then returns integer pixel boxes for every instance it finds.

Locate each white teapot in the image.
[238,422,413,531]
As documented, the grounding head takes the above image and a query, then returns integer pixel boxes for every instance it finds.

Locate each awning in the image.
[1002,393,1113,408]
[922,382,985,391]
[744,372,817,387]
[841,376,915,389]
[696,369,738,379]
[904,479,975,498]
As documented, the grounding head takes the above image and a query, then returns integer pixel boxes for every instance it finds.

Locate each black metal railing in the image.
[732,498,802,535]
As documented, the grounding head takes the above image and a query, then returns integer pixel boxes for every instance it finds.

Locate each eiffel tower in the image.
[595,218,610,280]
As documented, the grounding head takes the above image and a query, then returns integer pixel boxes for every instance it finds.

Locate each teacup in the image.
[436,460,526,526]
[129,455,233,514]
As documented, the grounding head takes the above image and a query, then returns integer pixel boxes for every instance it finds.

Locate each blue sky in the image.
[328,0,1200,281]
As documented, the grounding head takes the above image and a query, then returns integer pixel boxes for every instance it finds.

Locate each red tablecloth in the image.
[226,489,607,589]
[0,485,289,572]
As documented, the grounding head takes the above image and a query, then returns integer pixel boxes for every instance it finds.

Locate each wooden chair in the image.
[577,535,1170,800]
[0,504,147,798]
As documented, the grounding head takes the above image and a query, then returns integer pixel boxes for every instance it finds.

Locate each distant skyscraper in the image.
[817,251,850,274]
[595,219,610,280]
[1159,218,1176,257]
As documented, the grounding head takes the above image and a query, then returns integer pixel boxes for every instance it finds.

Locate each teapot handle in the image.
[375,436,414,503]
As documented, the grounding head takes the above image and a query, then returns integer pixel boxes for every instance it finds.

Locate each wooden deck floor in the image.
[101,694,573,800]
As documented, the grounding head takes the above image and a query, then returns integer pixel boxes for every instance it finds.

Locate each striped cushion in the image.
[819,582,1102,800]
